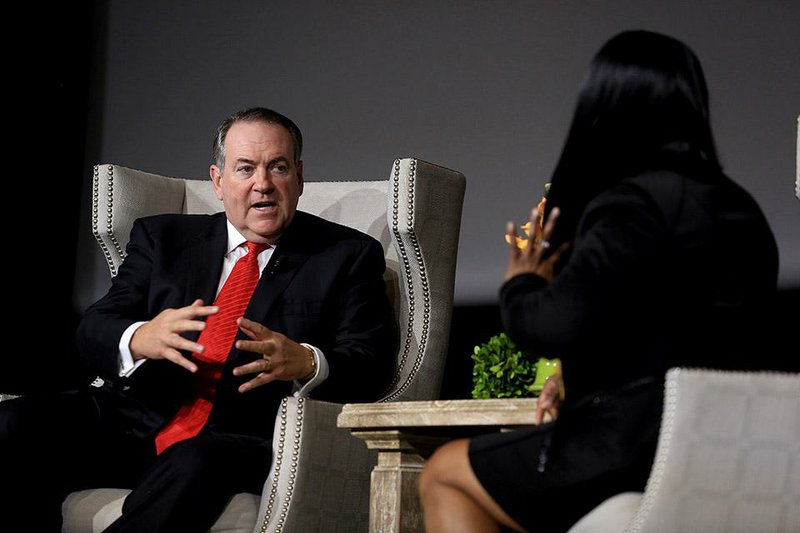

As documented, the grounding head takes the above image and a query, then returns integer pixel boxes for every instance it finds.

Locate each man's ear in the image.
[297,161,304,196]
[210,165,224,201]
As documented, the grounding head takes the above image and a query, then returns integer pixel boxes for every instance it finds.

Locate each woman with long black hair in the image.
[420,30,778,533]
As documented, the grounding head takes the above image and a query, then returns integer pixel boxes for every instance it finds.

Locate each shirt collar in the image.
[224,220,249,257]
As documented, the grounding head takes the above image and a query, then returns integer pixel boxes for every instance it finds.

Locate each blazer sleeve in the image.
[311,237,397,403]
[76,218,155,380]
[500,181,668,360]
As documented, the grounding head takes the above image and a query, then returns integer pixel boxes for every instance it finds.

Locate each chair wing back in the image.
[92,164,192,276]
[627,368,800,533]
[92,158,465,401]
[379,158,465,401]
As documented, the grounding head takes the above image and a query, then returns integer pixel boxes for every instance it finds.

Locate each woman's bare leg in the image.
[419,439,527,533]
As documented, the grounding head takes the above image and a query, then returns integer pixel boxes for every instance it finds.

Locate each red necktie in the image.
[155,241,268,454]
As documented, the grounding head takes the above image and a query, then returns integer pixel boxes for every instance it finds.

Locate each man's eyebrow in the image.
[233,156,290,167]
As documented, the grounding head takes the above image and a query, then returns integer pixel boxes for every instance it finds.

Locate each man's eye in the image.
[236,166,253,174]
[272,165,289,174]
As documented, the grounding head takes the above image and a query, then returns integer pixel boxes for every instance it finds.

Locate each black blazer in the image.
[502,169,778,394]
[77,211,396,441]
[500,168,778,485]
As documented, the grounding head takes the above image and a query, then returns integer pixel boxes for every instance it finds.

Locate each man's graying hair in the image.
[212,107,303,168]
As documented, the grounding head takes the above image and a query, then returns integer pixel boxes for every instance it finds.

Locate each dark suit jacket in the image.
[498,166,778,491]
[77,211,396,442]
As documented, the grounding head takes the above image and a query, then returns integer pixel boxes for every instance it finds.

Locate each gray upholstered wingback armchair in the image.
[61,158,466,532]
[567,368,800,533]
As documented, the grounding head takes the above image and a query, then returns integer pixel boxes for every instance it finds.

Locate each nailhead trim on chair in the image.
[625,370,678,533]
[381,158,430,402]
[795,115,799,200]
[92,165,114,277]
[92,165,126,277]
[258,397,304,532]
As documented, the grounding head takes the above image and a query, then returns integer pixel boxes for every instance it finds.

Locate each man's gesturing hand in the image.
[129,299,218,373]
[233,318,315,393]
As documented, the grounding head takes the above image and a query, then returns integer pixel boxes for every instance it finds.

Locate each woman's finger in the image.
[506,221,519,252]
[541,207,560,242]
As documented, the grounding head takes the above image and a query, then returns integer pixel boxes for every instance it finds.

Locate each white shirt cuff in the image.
[293,343,329,397]
[118,321,148,377]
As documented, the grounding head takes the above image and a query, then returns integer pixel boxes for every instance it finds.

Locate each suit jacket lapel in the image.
[242,213,311,326]
[185,214,228,343]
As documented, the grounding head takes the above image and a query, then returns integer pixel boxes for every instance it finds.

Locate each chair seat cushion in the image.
[567,492,642,533]
[62,489,260,533]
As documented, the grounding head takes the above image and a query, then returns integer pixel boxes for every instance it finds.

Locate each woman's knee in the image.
[420,438,471,498]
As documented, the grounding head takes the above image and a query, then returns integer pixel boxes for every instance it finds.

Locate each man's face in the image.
[210,121,304,244]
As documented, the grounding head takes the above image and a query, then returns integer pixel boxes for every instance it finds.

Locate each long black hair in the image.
[545,30,721,249]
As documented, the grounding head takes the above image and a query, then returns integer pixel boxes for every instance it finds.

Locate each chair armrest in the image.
[92,164,188,276]
[254,397,376,533]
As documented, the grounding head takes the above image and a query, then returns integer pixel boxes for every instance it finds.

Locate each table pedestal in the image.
[338,399,541,533]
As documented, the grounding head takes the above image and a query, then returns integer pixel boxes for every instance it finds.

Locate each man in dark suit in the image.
[0,108,396,531]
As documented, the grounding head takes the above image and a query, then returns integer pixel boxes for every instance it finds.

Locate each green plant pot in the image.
[530,358,561,393]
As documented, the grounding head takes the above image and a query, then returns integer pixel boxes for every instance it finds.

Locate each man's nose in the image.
[253,167,274,192]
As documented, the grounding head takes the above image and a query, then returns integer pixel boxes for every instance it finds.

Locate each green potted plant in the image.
[471,333,560,399]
